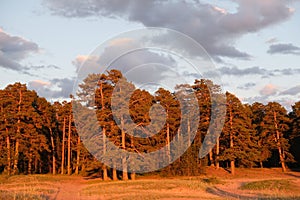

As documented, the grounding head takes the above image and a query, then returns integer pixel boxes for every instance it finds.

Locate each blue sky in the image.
[0,0,299,109]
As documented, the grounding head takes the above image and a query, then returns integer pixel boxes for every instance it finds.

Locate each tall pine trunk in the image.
[229,110,235,175]
[61,117,66,174]
[209,150,214,167]
[187,117,191,146]
[4,113,11,175]
[258,139,264,168]
[49,128,56,175]
[100,82,108,180]
[166,122,171,164]
[273,111,287,172]
[13,140,19,174]
[130,135,135,180]
[102,128,108,180]
[34,156,38,173]
[28,147,32,174]
[112,165,118,181]
[13,88,22,175]
[6,131,11,175]
[67,114,72,175]
[208,129,215,167]
[121,116,128,180]
[278,148,287,172]
[75,136,80,175]
[260,161,264,168]
[216,137,220,169]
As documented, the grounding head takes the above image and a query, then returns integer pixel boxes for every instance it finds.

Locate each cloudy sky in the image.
[0,0,300,109]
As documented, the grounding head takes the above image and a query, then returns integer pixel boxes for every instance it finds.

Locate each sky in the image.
[0,0,300,109]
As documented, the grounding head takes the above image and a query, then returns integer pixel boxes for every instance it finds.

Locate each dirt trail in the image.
[51,177,87,200]
[206,179,260,200]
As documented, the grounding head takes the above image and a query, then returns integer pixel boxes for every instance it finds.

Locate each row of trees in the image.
[0,83,95,175]
[0,69,299,179]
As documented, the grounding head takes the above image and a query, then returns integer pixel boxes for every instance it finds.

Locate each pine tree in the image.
[95,74,113,180]
[0,83,50,174]
[263,102,293,172]
[172,84,200,175]
[192,80,212,166]
[111,76,136,180]
[0,89,12,174]
[289,101,300,166]
[155,88,181,174]
[219,92,258,175]
[36,97,58,174]
[58,101,71,174]
[248,102,271,168]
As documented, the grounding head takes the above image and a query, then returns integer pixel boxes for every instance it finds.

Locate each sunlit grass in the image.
[82,179,220,199]
[0,175,61,200]
[0,190,49,200]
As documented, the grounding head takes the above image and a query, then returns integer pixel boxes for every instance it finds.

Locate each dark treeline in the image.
[0,69,299,179]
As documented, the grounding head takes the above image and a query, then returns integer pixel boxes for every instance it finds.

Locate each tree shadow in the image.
[289,168,300,172]
[285,172,300,179]
[205,186,299,200]
[206,186,258,199]
[82,168,102,180]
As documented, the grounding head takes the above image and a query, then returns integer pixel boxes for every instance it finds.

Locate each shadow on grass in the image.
[285,172,300,179]
[206,187,300,200]
[206,186,258,200]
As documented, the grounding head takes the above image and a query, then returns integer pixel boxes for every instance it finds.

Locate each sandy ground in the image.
[52,178,86,200]
[1,168,300,200]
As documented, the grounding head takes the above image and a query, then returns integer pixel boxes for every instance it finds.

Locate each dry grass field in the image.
[0,168,300,200]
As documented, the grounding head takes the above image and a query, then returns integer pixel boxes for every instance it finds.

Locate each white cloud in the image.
[29,80,51,87]
[213,6,227,14]
[265,37,278,44]
[259,84,278,96]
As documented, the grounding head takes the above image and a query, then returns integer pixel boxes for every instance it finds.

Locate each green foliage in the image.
[240,179,293,191]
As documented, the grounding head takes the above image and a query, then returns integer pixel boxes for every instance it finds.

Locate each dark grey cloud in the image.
[43,0,293,60]
[267,43,300,55]
[205,66,300,78]
[28,77,75,99]
[218,66,268,76]
[273,68,300,75]
[280,85,300,96]
[0,29,39,71]
[31,64,61,70]
[237,82,256,90]
[51,78,75,98]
